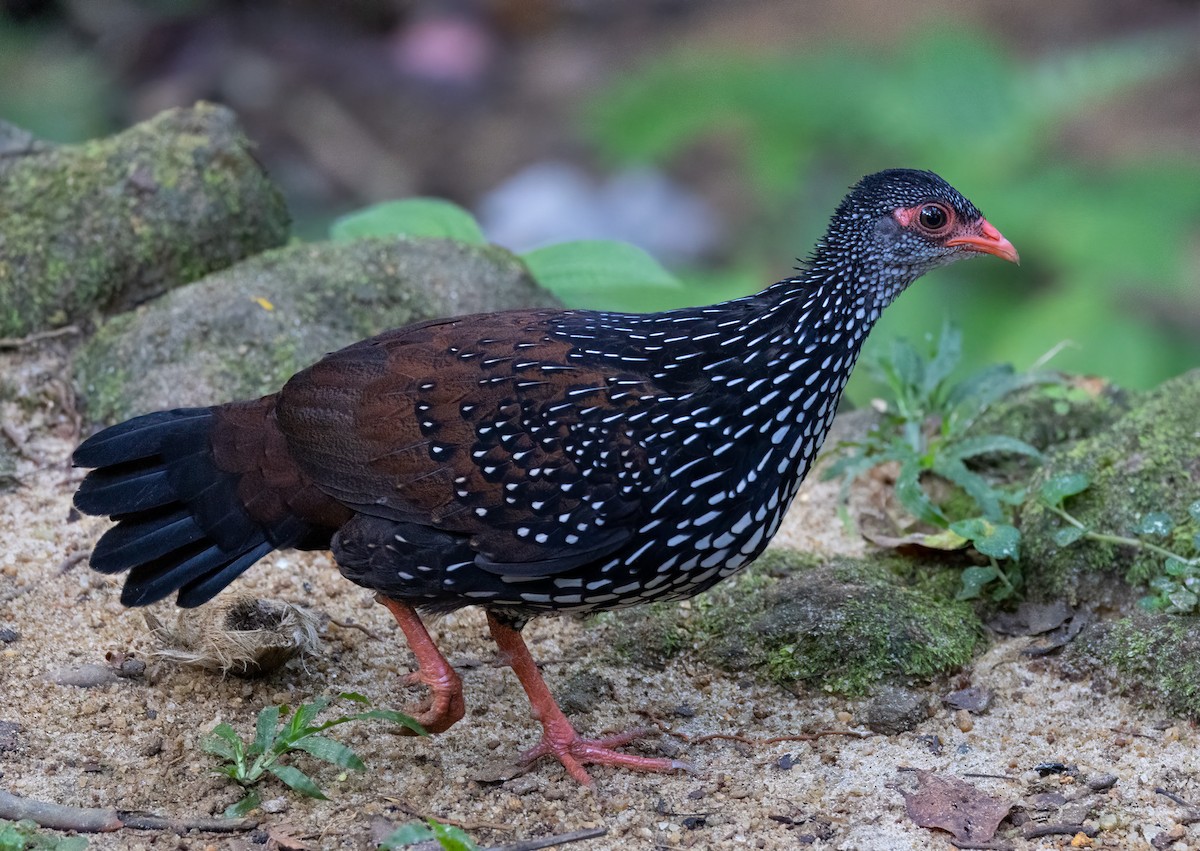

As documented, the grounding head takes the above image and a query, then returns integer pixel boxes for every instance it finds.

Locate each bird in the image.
[72,169,1018,785]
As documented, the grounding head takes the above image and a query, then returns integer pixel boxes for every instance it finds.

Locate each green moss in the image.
[0,104,288,337]
[1069,614,1200,719]
[969,378,1132,456]
[608,551,981,696]
[1018,369,1200,601]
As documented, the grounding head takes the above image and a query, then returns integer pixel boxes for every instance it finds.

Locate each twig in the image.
[1155,785,1200,822]
[117,812,259,833]
[489,827,608,851]
[639,714,868,746]
[380,797,512,833]
[950,841,1013,851]
[686,729,868,746]
[1022,823,1097,839]
[1,422,38,462]
[326,617,382,641]
[0,324,81,350]
[0,789,258,834]
[57,551,90,574]
[1111,726,1156,741]
[0,790,121,832]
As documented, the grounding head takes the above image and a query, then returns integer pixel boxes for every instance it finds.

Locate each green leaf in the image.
[921,321,962,399]
[428,820,479,851]
[1164,558,1195,577]
[380,823,436,849]
[949,518,1021,561]
[931,455,1003,521]
[1188,501,1200,523]
[224,791,261,819]
[252,705,280,756]
[521,240,683,312]
[339,691,371,705]
[946,434,1041,462]
[330,198,485,243]
[289,735,366,772]
[288,698,331,739]
[1139,593,1169,612]
[957,565,1001,600]
[1167,587,1199,612]
[268,764,328,800]
[345,708,426,736]
[1053,526,1086,547]
[202,724,244,764]
[1134,511,1174,538]
[894,458,945,525]
[1039,473,1091,507]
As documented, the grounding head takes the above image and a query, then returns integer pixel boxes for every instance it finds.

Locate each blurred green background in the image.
[3,0,1198,402]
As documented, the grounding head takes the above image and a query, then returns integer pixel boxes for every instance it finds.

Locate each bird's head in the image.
[815,169,1018,297]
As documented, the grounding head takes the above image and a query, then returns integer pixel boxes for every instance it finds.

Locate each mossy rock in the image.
[1017,369,1200,603]
[967,376,1133,456]
[609,551,981,696]
[72,237,557,424]
[0,104,289,337]
[1064,613,1200,719]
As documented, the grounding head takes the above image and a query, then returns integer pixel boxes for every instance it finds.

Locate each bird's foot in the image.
[485,610,693,785]
[398,667,465,735]
[521,724,694,786]
[378,596,466,735]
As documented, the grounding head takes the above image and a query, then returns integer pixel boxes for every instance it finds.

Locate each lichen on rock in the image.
[0,103,289,338]
[610,551,981,696]
[72,237,557,424]
[1017,368,1200,602]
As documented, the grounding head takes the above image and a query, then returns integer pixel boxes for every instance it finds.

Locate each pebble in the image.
[260,797,289,814]
[864,686,927,735]
[1087,774,1118,791]
[954,709,974,732]
[51,664,117,688]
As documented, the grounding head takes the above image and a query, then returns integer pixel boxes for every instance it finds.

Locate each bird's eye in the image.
[918,204,949,230]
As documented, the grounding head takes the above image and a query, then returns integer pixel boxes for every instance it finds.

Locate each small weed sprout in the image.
[1042,478,1200,613]
[380,819,479,851]
[203,692,423,816]
[824,322,1051,528]
[0,820,87,851]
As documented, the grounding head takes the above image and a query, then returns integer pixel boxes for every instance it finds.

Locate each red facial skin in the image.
[894,203,1020,264]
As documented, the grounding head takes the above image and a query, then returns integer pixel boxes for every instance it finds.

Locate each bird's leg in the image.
[486,611,692,786]
[377,595,465,735]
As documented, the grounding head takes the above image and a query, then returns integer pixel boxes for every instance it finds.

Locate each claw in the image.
[487,611,694,785]
[520,727,694,786]
[379,596,466,735]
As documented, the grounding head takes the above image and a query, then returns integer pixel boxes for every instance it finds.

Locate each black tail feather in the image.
[73,406,294,606]
[90,508,206,574]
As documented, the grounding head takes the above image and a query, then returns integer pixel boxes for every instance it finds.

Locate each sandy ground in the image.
[2,343,1198,851]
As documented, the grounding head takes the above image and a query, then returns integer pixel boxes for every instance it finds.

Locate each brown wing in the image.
[275,309,666,574]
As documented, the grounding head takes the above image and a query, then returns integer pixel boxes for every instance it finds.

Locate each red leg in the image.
[486,611,693,786]
[378,596,465,735]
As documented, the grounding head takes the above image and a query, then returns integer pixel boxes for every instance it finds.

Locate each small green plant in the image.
[203,692,422,816]
[824,322,1049,526]
[0,820,86,851]
[948,517,1023,601]
[329,198,686,313]
[380,819,478,851]
[1041,475,1200,613]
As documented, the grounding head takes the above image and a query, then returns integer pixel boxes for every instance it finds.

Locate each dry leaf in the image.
[267,823,316,851]
[901,770,1012,844]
